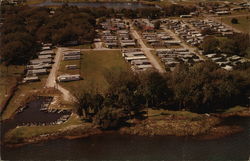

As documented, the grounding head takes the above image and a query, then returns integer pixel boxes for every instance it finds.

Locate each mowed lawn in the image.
[221,16,250,33]
[59,50,130,94]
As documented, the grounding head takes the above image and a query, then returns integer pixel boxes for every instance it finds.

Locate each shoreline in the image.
[2,109,250,148]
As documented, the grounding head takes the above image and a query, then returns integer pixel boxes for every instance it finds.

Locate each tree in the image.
[220,38,237,55]
[154,20,161,30]
[231,18,238,24]
[171,61,244,113]
[202,36,219,54]
[141,72,171,108]
[93,106,128,130]
[201,28,214,36]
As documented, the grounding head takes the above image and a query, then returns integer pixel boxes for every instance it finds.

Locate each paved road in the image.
[130,25,166,73]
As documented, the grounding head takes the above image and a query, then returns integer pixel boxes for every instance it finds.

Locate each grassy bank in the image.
[121,109,220,136]
[4,114,98,145]
[0,65,24,107]
[58,50,130,94]
[4,106,250,146]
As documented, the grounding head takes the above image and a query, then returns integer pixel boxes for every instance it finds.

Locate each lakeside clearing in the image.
[58,50,130,94]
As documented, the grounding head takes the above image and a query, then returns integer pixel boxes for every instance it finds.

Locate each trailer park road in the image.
[45,47,75,102]
[130,24,166,73]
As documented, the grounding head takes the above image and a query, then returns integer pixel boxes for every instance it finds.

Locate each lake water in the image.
[1,117,250,160]
[30,0,155,9]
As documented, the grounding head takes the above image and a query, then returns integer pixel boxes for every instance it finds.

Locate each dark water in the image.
[31,0,155,9]
[1,97,70,137]
[1,117,250,160]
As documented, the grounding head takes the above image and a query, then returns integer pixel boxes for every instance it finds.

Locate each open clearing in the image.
[220,16,250,33]
[58,50,130,94]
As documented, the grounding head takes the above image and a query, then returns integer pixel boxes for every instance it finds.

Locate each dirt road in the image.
[130,25,166,73]
[45,48,63,88]
[45,47,75,102]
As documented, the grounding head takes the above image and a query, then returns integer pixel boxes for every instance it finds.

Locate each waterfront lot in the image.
[4,114,86,144]
[1,75,48,120]
[58,50,130,94]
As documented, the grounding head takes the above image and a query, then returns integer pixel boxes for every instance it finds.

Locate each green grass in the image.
[59,50,130,94]
[220,16,250,33]
[25,0,46,5]
[147,108,202,120]
[4,114,85,144]
[224,106,249,114]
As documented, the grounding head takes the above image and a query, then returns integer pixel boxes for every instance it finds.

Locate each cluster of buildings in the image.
[165,19,204,47]
[23,44,54,83]
[208,2,250,15]
[187,19,234,36]
[141,32,178,47]
[57,50,81,82]
[100,19,136,48]
[133,19,155,31]
[121,49,153,72]
[204,53,248,70]
[155,48,202,71]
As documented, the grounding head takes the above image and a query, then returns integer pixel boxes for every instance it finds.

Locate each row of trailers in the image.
[122,49,153,72]
[23,44,54,83]
[57,50,81,82]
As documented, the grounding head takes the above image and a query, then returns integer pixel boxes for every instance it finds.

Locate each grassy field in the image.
[58,50,130,94]
[220,16,250,33]
[0,65,24,108]
[146,108,202,120]
[25,0,46,5]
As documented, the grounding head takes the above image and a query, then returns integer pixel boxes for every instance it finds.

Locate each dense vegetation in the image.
[0,4,96,65]
[202,34,250,57]
[74,62,250,129]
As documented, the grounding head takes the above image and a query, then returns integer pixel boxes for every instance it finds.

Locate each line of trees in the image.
[74,61,250,129]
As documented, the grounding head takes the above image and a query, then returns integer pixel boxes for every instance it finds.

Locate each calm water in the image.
[1,97,70,134]
[1,117,250,160]
[30,0,155,9]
